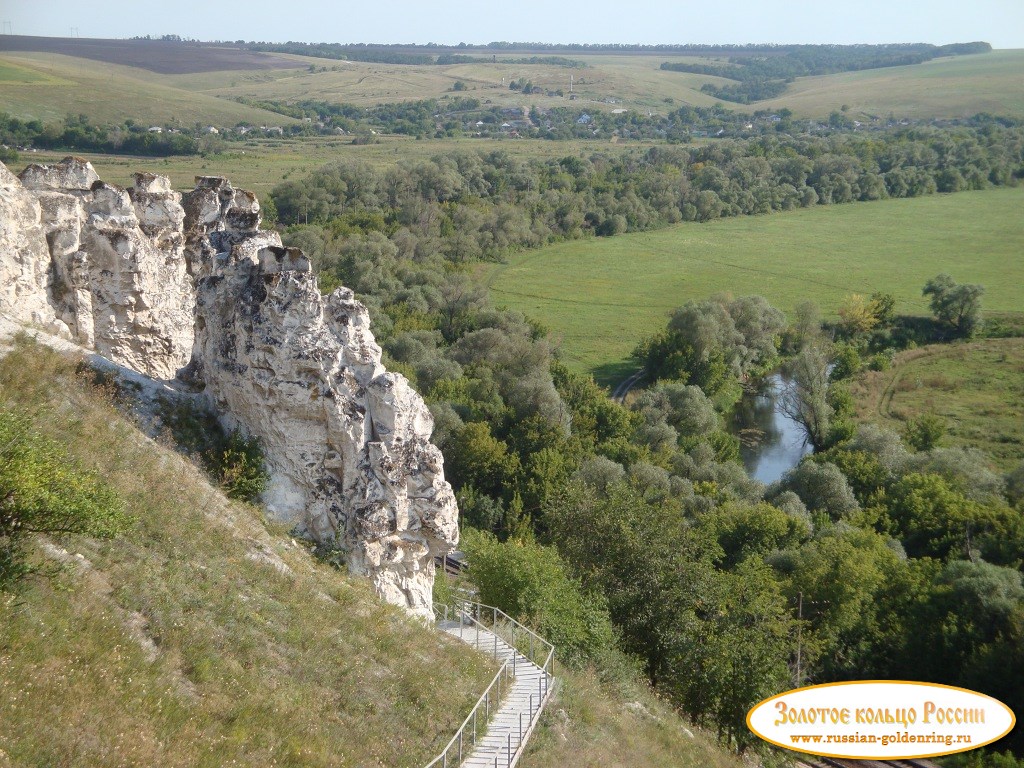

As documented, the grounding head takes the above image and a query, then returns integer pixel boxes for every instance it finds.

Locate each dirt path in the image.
[611,368,645,404]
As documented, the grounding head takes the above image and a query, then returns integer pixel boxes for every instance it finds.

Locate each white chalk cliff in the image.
[0,157,458,616]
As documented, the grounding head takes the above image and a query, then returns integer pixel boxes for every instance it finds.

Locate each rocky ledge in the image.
[0,157,458,616]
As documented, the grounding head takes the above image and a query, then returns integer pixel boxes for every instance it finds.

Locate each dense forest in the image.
[265,121,1024,759]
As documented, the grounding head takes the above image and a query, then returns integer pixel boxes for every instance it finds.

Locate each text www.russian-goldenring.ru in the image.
[790,731,973,747]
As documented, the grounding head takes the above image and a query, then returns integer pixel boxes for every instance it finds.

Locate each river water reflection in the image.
[730,373,813,485]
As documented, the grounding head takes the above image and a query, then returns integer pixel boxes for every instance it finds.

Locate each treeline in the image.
[242,40,991,56]
[271,121,1024,248]
[246,42,435,65]
[500,56,586,68]
[0,113,198,157]
[661,42,992,103]
[243,41,586,68]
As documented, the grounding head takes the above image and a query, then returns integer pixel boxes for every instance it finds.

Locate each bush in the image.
[903,413,947,451]
[157,400,269,503]
[0,409,130,590]
[461,527,616,668]
[212,430,270,502]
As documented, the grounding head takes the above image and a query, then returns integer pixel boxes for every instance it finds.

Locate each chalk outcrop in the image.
[0,158,458,616]
[1,157,193,378]
[0,162,55,332]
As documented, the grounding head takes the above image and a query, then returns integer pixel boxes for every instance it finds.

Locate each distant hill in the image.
[0,36,1021,128]
[0,34,305,74]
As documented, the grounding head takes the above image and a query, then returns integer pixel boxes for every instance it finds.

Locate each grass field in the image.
[851,338,1024,470]
[0,59,68,84]
[485,188,1024,384]
[758,50,1024,120]
[0,35,306,74]
[0,52,303,126]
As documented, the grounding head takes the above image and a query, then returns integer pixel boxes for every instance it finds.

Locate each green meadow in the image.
[852,338,1024,470]
[486,188,1024,384]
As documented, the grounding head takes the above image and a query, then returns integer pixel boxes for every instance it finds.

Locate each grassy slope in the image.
[0,339,495,768]
[757,50,1024,120]
[0,52,302,126]
[523,666,742,768]
[192,53,729,113]
[485,188,1024,384]
[851,338,1024,471]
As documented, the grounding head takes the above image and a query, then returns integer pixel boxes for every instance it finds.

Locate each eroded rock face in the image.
[0,159,458,616]
[187,187,459,617]
[1,157,194,378]
[0,162,57,333]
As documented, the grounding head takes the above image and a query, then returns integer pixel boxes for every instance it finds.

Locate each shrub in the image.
[0,409,130,590]
[461,527,616,668]
[212,430,270,502]
[157,399,269,503]
[903,413,947,452]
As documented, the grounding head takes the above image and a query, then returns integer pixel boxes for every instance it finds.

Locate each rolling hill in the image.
[2,36,1023,128]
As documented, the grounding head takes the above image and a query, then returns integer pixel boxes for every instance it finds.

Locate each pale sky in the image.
[4,0,1024,49]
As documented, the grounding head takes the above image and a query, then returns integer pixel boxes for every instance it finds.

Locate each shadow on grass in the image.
[590,360,638,391]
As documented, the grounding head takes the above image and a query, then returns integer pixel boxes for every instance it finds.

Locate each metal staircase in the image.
[424,600,555,768]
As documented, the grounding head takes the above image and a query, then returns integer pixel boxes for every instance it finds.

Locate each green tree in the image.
[461,527,615,667]
[774,527,922,681]
[774,460,859,524]
[446,421,521,503]
[779,342,833,449]
[885,472,1022,563]
[922,274,984,337]
[543,481,793,752]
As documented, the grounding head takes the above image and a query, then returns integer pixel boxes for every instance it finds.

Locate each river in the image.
[730,373,813,484]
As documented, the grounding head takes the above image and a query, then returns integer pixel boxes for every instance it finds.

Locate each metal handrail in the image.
[424,600,555,768]
[422,655,514,768]
[454,599,555,682]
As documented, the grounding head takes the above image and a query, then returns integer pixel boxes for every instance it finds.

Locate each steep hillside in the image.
[523,666,744,768]
[0,332,743,768]
[0,335,494,767]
